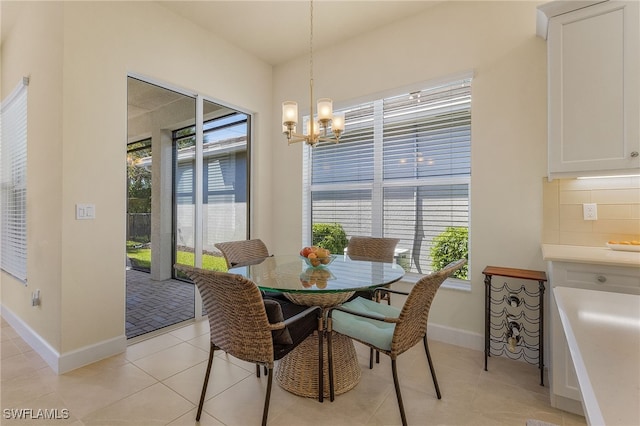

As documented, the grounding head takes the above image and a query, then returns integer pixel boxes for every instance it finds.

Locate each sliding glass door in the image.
[173,100,250,273]
[126,76,250,338]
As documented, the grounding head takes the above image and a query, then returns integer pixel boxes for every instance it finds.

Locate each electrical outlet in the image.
[583,203,598,221]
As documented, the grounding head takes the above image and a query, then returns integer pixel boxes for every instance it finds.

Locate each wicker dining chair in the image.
[326,259,467,426]
[346,236,400,367]
[346,236,400,301]
[346,236,400,264]
[214,238,271,268]
[215,239,278,300]
[214,238,282,377]
[174,264,324,425]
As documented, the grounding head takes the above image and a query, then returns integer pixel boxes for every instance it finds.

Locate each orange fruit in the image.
[300,279,312,288]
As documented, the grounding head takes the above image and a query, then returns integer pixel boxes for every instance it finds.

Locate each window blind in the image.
[383,184,469,274]
[1,80,28,283]
[311,189,373,237]
[305,77,471,275]
[311,102,375,185]
[383,82,471,180]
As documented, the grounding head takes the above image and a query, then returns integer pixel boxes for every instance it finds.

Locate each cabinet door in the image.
[550,290,583,402]
[548,260,640,414]
[548,1,640,178]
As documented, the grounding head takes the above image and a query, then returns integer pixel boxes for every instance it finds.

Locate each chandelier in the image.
[282,0,344,147]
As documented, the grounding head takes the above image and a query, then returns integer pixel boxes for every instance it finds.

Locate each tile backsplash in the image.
[543,176,640,246]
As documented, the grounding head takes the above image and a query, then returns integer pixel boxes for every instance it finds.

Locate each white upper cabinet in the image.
[542,1,640,179]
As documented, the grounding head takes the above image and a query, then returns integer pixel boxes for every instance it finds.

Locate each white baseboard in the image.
[391,280,481,351]
[550,393,585,416]
[1,304,126,374]
[427,322,484,351]
[1,305,61,372]
[57,334,126,374]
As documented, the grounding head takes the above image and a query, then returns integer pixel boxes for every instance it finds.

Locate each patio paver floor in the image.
[126,268,195,339]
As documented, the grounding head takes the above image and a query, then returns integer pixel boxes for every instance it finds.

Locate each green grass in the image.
[126,246,227,271]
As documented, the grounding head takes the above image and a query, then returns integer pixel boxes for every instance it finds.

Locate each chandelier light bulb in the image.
[282,101,299,125]
[305,117,321,137]
[332,112,345,132]
[317,98,333,121]
[313,119,320,136]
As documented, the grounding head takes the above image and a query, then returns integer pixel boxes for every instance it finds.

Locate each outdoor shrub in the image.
[430,227,469,280]
[312,223,348,254]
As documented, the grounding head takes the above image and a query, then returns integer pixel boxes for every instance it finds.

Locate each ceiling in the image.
[127,77,186,120]
[157,1,442,66]
[1,2,442,66]
[128,1,443,123]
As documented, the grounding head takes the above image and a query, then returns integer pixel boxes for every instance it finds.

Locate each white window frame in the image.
[303,72,473,290]
[1,78,29,283]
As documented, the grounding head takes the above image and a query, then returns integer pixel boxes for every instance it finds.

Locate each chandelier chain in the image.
[281,0,343,146]
[309,0,314,84]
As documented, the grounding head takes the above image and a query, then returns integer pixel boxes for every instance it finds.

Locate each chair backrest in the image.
[391,259,467,356]
[346,236,400,263]
[215,239,270,268]
[174,264,275,365]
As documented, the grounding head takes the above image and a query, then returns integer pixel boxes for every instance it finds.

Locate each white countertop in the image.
[542,244,640,267]
[553,287,640,426]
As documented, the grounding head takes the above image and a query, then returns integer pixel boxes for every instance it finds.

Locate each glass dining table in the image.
[229,254,405,398]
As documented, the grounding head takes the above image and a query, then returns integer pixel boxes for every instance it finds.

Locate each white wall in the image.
[1,1,274,372]
[271,1,548,340]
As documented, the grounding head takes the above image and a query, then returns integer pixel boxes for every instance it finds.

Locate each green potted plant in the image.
[312,223,349,254]
[430,227,469,279]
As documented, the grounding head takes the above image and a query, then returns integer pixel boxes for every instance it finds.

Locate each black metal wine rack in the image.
[483,266,547,386]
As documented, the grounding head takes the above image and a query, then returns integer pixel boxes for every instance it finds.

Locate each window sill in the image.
[400,271,471,292]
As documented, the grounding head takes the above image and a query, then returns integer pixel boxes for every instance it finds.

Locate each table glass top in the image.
[229,255,405,293]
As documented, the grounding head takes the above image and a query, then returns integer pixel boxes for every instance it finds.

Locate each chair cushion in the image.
[264,299,293,345]
[348,289,374,301]
[261,290,288,300]
[332,297,401,351]
[266,297,319,360]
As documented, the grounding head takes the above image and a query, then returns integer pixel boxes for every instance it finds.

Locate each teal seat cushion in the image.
[332,296,401,351]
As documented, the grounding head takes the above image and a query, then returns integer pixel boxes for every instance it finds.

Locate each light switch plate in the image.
[76,203,96,220]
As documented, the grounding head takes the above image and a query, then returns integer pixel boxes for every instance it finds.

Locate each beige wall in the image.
[1,1,65,350]
[1,1,273,369]
[543,176,640,245]
[3,0,552,364]
[272,0,548,336]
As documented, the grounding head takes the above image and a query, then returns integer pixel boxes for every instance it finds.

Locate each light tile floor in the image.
[1,316,587,426]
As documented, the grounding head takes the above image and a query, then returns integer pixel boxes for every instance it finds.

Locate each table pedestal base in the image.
[275,332,361,398]
[284,291,354,308]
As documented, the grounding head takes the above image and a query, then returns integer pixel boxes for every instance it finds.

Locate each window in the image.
[1,79,28,283]
[304,76,471,276]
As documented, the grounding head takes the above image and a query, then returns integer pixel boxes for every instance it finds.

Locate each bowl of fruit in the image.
[299,246,337,268]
